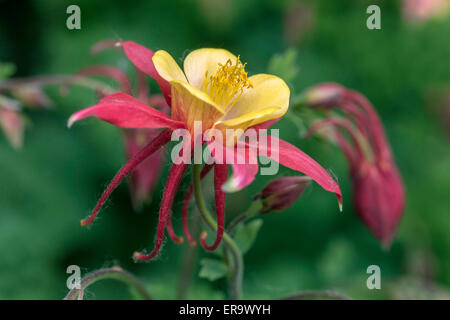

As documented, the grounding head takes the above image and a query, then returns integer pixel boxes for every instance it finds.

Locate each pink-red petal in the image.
[68,93,184,129]
[209,142,259,192]
[248,135,343,208]
[120,41,172,105]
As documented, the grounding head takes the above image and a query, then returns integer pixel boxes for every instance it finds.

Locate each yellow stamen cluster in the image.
[203,56,253,111]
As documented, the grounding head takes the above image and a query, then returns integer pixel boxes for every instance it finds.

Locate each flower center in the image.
[203,56,253,111]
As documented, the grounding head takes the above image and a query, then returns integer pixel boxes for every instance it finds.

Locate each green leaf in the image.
[0,62,16,80]
[267,49,299,84]
[233,219,263,254]
[198,258,228,282]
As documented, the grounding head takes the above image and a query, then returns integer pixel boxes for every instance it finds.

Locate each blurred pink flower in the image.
[283,1,315,46]
[304,83,405,248]
[402,0,449,22]
[0,103,24,149]
[0,77,53,149]
[11,85,53,109]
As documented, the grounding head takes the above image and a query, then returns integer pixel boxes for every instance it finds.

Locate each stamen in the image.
[203,56,253,111]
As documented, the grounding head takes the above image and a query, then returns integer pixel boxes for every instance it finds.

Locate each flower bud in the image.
[351,160,405,249]
[255,176,311,213]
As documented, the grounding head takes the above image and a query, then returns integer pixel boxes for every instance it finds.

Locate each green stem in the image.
[227,200,263,234]
[280,290,351,300]
[192,164,243,300]
[223,200,262,282]
[176,212,201,299]
[64,267,153,300]
[0,75,116,95]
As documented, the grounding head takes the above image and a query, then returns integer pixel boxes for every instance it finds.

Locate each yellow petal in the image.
[170,80,224,132]
[219,74,289,128]
[183,48,237,89]
[216,107,279,127]
[152,50,188,83]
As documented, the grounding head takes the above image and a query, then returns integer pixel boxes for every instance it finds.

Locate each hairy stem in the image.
[280,290,351,300]
[0,75,117,95]
[192,164,243,300]
[176,212,201,299]
[64,267,153,300]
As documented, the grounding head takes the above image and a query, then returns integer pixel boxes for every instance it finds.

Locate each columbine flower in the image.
[303,83,405,247]
[68,41,342,260]
[255,176,311,213]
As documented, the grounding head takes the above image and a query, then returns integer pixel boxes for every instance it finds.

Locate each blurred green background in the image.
[0,0,449,299]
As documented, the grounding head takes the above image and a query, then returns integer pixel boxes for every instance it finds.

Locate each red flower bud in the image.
[351,160,405,248]
[256,176,311,213]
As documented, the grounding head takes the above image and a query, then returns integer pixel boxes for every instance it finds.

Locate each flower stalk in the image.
[0,75,117,96]
[280,290,351,300]
[64,266,153,300]
[227,199,263,233]
[192,163,243,300]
